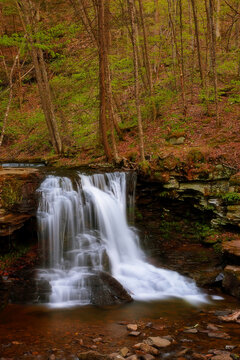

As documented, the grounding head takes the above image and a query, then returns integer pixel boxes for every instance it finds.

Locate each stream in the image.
[0,168,240,360]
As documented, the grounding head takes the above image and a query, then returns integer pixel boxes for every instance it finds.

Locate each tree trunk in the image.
[190,0,204,86]
[0,51,20,147]
[138,0,157,121]
[16,0,63,154]
[207,0,220,125]
[97,0,112,161]
[127,0,145,162]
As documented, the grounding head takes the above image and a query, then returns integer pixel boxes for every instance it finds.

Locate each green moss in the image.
[1,180,23,210]
[220,192,240,204]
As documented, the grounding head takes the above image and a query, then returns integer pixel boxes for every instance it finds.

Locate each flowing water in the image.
[37,172,210,307]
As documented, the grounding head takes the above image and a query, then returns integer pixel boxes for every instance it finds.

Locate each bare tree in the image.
[127,0,145,162]
[16,0,63,154]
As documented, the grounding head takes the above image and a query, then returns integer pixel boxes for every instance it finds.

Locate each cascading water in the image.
[37,172,208,307]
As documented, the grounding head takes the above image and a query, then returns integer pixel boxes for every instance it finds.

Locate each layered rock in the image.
[0,167,43,238]
[223,265,240,299]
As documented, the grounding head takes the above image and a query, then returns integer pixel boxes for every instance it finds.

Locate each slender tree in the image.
[127,0,145,162]
[16,0,63,154]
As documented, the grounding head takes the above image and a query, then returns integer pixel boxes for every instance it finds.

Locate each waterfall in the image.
[37,172,207,307]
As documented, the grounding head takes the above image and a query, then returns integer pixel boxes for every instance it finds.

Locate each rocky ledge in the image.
[0,167,43,238]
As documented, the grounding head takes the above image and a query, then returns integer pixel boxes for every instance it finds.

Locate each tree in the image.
[16,0,63,154]
[127,0,145,162]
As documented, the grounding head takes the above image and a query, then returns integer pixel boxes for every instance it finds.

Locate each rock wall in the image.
[0,167,43,240]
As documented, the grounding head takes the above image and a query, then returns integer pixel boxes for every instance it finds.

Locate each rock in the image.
[177,348,190,356]
[133,343,159,356]
[119,348,129,358]
[89,272,132,306]
[0,167,43,237]
[93,338,103,343]
[76,351,108,360]
[192,354,207,360]
[109,353,119,360]
[128,331,141,337]
[207,324,220,331]
[223,241,240,259]
[142,355,155,360]
[218,310,240,322]
[127,324,138,331]
[223,266,240,299]
[168,136,185,145]
[183,328,198,334]
[225,345,236,350]
[211,355,232,360]
[208,332,231,340]
[145,336,171,348]
[126,356,138,360]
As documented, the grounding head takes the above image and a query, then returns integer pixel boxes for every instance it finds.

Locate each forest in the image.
[0,0,240,169]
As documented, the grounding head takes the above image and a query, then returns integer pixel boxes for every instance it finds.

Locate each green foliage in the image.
[1,180,22,210]
[220,192,240,204]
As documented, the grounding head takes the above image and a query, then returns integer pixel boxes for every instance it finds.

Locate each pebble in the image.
[142,355,155,360]
[145,336,171,348]
[207,324,219,331]
[127,324,138,331]
[126,356,138,360]
[211,355,232,360]
[133,343,159,355]
[120,347,129,357]
[183,328,198,334]
[128,332,141,337]
[207,332,231,340]
[192,354,207,360]
[93,338,103,343]
[225,345,236,350]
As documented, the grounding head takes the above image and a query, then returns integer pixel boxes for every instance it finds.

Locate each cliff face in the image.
[0,168,43,238]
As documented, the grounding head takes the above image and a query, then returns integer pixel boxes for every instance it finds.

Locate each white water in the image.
[37,172,208,307]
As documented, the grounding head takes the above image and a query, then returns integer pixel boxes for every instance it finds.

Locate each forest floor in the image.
[0,84,240,171]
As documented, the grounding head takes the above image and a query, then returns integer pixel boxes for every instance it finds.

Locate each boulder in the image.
[89,271,132,306]
[223,265,240,299]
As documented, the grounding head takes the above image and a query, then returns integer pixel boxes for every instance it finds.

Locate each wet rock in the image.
[183,328,198,334]
[144,336,171,348]
[76,351,108,360]
[223,241,240,261]
[108,353,119,360]
[218,310,240,322]
[225,345,236,350]
[141,355,154,360]
[177,348,191,356]
[211,355,232,360]
[127,324,138,331]
[93,338,103,343]
[128,332,141,337]
[207,323,220,331]
[119,348,129,357]
[208,332,231,340]
[133,343,159,356]
[223,266,240,299]
[89,272,132,306]
[192,354,207,360]
[126,356,138,360]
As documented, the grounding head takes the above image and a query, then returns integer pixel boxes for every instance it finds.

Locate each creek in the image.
[0,168,240,360]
